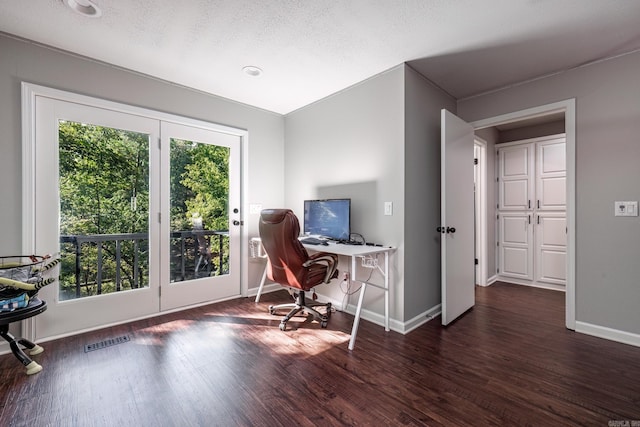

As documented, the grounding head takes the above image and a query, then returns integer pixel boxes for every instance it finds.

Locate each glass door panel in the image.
[160,122,241,311]
[58,121,150,300]
[169,138,230,283]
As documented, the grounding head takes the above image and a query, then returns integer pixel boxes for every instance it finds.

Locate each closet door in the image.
[499,212,533,280]
[498,144,534,211]
[536,138,566,211]
[535,213,567,286]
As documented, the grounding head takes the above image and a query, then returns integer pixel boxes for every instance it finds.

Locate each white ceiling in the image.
[2,1,640,114]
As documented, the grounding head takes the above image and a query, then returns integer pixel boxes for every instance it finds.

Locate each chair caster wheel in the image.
[269,305,275,315]
[320,320,328,328]
[279,322,286,331]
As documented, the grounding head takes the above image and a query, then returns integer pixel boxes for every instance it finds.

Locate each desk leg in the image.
[254,262,268,303]
[348,282,367,351]
[384,252,390,332]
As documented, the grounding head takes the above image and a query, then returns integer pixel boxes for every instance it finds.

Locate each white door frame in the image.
[474,137,488,287]
[471,99,576,330]
[22,82,249,340]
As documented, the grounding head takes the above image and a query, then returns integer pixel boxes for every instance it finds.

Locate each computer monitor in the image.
[303,198,351,241]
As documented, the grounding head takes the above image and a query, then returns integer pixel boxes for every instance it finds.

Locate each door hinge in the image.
[474,158,478,165]
[475,258,478,265]
[159,286,161,297]
[158,138,161,149]
[497,268,500,273]
[158,212,161,223]
[496,177,499,182]
[497,214,499,220]
[497,241,500,246]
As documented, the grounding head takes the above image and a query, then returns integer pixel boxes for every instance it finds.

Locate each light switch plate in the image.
[384,201,393,216]
[614,201,638,217]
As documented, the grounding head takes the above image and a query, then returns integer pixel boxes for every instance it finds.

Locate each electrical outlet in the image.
[614,201,638,217]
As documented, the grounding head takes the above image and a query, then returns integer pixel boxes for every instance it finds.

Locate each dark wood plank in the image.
[1,281,639,426]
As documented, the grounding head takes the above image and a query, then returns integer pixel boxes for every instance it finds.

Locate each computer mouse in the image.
[321,241,329,246]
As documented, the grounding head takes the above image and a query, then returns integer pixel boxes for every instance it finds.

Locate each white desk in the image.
[252,238,395,350]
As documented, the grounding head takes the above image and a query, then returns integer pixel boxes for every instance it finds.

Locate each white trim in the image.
[246,282,280,297]
[575,321,640,348]
[471,99,576,331]
[474,137,488,287]
[495,276,566,292]
[319,292,440,335]
[486,274,498,286]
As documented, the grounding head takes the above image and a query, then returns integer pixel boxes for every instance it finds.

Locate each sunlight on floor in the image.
[131,311,351,356]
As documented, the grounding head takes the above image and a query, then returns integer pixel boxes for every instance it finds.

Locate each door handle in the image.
[232,220,241,226]
[437,226,456,233]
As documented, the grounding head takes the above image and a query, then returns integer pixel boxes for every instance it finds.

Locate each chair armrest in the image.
[303,252,339,283]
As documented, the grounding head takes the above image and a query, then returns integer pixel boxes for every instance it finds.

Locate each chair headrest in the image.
[260,209,293,224]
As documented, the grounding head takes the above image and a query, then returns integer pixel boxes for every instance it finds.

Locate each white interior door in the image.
[159,122,242,311]
[498,144,534,211]
[441,109,475,325]
[535,213,567,285]
[536,138,566,211]
[499,212,534,280]
[31,96,161,340]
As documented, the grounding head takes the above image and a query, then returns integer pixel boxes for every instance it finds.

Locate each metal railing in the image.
[59,230,228,299]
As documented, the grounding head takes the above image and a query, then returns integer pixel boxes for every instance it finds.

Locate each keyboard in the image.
[300,237,327,245]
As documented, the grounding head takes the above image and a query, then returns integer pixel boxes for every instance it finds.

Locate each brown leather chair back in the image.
[259,209,333,291]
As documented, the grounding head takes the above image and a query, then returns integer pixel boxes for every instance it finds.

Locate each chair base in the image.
[269,290,331,331]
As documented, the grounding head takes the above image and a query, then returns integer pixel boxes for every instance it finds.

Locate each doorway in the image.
[23,83,246,340]
[471,99,576,330]
[474,138,488,287]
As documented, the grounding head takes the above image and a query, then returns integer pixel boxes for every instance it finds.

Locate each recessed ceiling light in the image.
[242,66,263,77]
[63,0,102,18]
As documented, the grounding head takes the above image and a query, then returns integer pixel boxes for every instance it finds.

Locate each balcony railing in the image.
[59,230,228,300]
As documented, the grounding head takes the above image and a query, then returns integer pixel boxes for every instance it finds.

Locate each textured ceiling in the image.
[1,1,640,114]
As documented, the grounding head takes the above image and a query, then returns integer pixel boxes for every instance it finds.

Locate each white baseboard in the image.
[495,275,565,292]
[246,283,281,299]
[320,292,440,335]
[486,274,498,286]
[575,321,640,348]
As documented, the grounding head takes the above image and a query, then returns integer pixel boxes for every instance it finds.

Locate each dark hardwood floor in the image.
[1,281,639,426]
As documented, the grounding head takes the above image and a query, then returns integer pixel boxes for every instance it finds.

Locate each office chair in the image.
[259,209,339,331]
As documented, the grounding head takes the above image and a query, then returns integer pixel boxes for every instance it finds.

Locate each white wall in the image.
[0,34,285,310]
[458,50,640,336]
[284,66,406,322]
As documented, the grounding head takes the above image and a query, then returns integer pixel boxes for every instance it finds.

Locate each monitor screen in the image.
[303,198,350,241]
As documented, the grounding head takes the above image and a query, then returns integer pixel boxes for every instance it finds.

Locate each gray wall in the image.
[284,66,406,321]
[0,34,285,297]
[404,66,456,319]
[458,50,640,335]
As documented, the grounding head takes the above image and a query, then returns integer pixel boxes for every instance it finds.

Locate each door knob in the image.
[232,220,241,226]
[436,226,445,233]
[446,227,456,234]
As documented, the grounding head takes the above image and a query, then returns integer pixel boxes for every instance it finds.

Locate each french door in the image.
[26,86,242,340]
[159,122,241,311]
